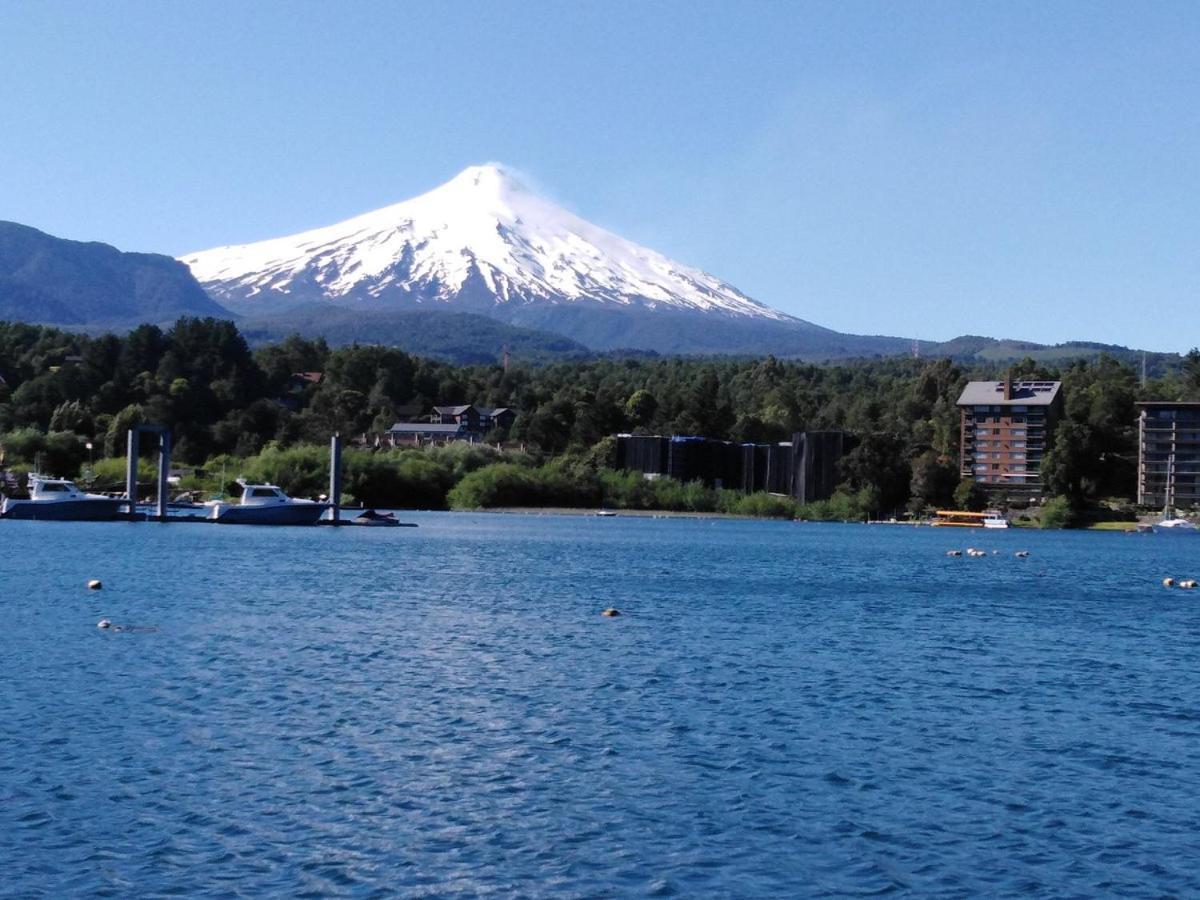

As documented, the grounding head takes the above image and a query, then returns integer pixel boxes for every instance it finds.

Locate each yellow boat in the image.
[932,509,1008,528]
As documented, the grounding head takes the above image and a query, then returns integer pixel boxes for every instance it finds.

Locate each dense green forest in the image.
[1,317,1197,519]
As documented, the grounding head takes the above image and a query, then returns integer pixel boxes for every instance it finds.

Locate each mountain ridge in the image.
[0,221,232,327]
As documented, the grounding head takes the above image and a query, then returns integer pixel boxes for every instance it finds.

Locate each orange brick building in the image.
[956,379,1063,499]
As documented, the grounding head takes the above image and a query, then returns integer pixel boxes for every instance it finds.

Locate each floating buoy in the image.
[1015,551,1030,558]
[1163,577,1176,588]
[1181,580,1198,590]
[87,579,103,590]
[946,550,962,557]
[601,608,621,617]
[97,619,112,629]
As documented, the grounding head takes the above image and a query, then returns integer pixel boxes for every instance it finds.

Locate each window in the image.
[41,483,67,492]
[250,488,279,498]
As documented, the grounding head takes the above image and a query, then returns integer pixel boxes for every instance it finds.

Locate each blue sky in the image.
[2,1,1198,351]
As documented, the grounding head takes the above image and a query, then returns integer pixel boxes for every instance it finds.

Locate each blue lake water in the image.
[1,513,1199,897]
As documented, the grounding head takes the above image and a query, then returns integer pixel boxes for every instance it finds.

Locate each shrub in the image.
[1040,496,1081,529]
[722,492,799,519]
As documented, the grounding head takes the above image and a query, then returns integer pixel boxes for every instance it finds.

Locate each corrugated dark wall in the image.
[792,431,855,504]
[615,435,670,474]
[616,431,853,498]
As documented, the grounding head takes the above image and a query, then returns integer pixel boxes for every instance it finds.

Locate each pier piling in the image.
[329,433,343,525]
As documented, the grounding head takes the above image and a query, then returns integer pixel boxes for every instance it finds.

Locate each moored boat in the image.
[206,480,327,526]
[932,509,1008,528]
[351,509,410,527]
[1152,517,1199,534]
[0,474,127,521]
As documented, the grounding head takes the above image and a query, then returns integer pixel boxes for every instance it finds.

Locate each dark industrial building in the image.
[1136,401,1200,510]
[614,431,854,502]
[792,431,855,504]
[614,435,670,475]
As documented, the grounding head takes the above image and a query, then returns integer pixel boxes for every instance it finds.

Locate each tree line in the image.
[0,317,1197,517]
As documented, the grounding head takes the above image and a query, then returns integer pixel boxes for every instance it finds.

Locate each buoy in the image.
[87,579,102,590]
[97,619,112,629]
[1163,577,1175,588]
[601,608,621,617]
[1015,551,1030,558]
[1181,580,1197,590]
[946,550,962,557]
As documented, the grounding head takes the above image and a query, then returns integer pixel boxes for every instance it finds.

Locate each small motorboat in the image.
[0,474,127,521]
[982,510,1009,529]
[206,479,327,526]
[352,509,405,527]
[595,509,618,517]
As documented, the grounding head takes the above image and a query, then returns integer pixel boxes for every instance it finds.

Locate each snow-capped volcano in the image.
[180,164,794,322]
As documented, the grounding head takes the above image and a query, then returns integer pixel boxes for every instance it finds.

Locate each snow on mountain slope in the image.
[180,164,796,321]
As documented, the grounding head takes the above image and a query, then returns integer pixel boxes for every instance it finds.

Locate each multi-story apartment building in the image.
[956,379,1063,498]
[1136,401,1200,510]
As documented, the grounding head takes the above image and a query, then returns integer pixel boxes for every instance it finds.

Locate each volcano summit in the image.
[181,165,908,356]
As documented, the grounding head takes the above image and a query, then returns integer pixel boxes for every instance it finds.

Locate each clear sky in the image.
[2,1,1198,351]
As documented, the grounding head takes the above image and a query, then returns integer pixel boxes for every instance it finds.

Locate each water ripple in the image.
[1,517,1199,896]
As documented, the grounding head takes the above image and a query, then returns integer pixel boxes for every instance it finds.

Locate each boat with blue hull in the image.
[206,480,327,526]
[0,475,127,521]
[1152,517,1199,534]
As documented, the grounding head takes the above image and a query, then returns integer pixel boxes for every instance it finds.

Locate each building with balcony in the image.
[957,380,1063,499]
[1136,401,1200,510]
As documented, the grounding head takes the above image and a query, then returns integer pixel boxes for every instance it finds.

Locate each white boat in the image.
[206,479,327,526]
[1152,517,1199,534]
[0,474,127,521]
[982,510,1009,529]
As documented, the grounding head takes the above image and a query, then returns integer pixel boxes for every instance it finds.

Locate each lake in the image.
[1,514,1198,896]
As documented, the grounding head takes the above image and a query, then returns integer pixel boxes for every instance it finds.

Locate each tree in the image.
[104,404,143,458]
[625,389,657,427]
[838,432,911,515]
[909,450,958,511]
[1184,348,1200,399]
[1042,421,1097,503]
[953,478,988,512]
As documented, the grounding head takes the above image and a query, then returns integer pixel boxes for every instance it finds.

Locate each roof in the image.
[388,422,467,434]
[433,404,475,415]
[957,380,1061,407]
[477,406,514,417]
